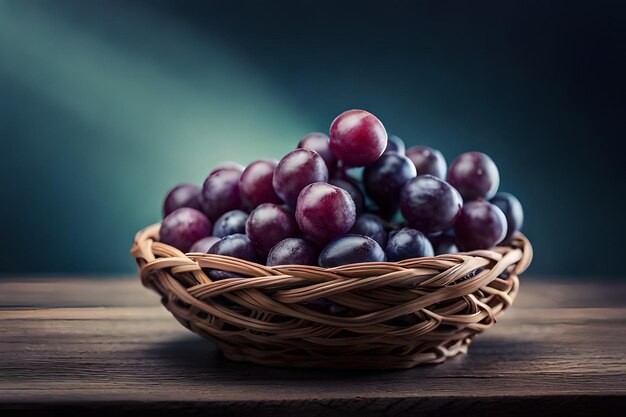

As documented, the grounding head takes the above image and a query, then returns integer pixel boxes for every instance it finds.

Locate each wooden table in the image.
[1,277,625,416]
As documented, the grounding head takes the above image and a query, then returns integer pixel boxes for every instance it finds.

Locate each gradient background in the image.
[1,0,624,278]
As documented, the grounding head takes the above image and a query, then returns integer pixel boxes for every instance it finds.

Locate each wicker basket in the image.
[131,223,532,369]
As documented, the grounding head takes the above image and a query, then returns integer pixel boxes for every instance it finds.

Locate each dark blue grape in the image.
[490,192,524,241]
[266,238,319,266]
[400,175,463,233]
[319,235,386,267]
[384,135,406,155]
[429,233,458,255]
[208,233,260,263]
[349,214,387,248]
[212,210,248,238]
[208,270,246,280]
[363,152,416,212]
[386,228,434,261]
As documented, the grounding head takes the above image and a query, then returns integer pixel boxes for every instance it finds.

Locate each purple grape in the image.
[266,238,319,266]
[272,148,329,207]
[384,134,406,155]
[189,236,220,253]
[447,152,500,200]
[297,132,337,173]
[239,160,282,209]
[400,175,463,233]
[162,183,202,217]
[209,161,245,176]
[406,146,447,179]
[245,203,299,256]
[319,235,386,267]
[201,168,244,221]
[349,214,387,248]
[455,200,508,251]
[208,233,260,263]
[329,109,388,167]
[490,192,524,241]
[295,182,356,245]
[160,208,212,252]
[386,228,434,261]
[363,152,416,212]
[212,210,248,238]
[329,178,365,216]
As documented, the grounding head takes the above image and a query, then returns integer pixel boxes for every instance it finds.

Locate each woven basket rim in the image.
[132,222,533,282]
[130,223,533,369]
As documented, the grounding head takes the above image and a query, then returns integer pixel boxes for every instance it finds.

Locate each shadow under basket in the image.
[131,224,533,369]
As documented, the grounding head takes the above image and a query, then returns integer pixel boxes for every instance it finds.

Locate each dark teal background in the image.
[1,1,624,277]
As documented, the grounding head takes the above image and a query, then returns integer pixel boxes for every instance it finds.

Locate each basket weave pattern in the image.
[131,223,532,369]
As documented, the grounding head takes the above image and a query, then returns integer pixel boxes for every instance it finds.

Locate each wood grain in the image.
[1,277,625,416]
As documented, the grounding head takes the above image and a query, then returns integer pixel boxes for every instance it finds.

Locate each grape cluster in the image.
[160,109,524,273]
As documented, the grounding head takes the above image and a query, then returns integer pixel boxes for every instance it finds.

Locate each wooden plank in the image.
[0,277,156,308]
[1,277,625,416]
[2,276,625,309]
[2,397,625,417]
